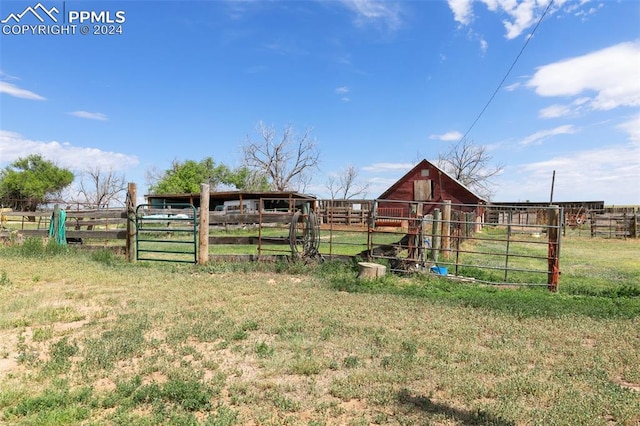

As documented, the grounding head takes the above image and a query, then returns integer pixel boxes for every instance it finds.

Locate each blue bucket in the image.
[430,266,448,276]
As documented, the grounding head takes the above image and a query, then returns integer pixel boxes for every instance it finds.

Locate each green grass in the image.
[0,236,638,424]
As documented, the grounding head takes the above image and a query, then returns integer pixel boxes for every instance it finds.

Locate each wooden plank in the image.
[65,210,127,219]
[209,213,292,224]
[208,254,289,262]
[209,236,288,245]
[68,219,127,227]
[17,229,127,239]
[1,211,50,218]
[2,210,127,219]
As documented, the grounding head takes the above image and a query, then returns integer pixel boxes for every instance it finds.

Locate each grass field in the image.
[0,235,639,425]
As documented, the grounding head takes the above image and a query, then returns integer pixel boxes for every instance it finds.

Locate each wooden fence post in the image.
[441,200,451,259]
[51,204,60,243]
[198,183,210,265]
[126,183,137,262]
[547,205,560,292]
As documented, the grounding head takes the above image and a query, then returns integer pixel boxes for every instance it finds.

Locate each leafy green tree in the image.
[226,167,271,191]
[148,157,268,193]
[0,155,74,211]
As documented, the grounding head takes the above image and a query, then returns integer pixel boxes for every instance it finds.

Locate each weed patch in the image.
[82,314,150,370]
[4,383,93,424]
[0,271,11,287]
[90,249,121,266]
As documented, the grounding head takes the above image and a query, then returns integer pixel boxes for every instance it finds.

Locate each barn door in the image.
[414,180,432,201]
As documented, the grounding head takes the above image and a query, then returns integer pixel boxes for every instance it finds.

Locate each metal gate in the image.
[135,204,197,263]
[368,200,563,290]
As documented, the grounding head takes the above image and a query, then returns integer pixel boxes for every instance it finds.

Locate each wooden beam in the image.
[208,213,293,224]
[209,236,288,245]
[198,183,210,265]
[126,183,137,262]
[19,229,127,239]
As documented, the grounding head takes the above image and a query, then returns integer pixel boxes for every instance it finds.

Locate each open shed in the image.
[145,190,316,213]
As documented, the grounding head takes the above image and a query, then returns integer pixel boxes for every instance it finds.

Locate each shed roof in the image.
[378,159,486,203]
[146,190,316,201]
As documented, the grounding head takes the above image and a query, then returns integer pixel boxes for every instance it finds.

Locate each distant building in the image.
[377,159,485,218]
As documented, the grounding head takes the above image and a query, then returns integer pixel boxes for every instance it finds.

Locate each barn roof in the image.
[378,159,486,203]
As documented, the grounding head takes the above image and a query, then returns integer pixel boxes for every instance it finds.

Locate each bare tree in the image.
[77,168,127,209]
[145,165,164,191]
[326,164,370,199]
[242,122,320,191]
[437,138,503,200]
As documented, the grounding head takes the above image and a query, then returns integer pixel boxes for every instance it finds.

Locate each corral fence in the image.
[589,209,639,239]
[316,199,372,228]
[2,186,564,290]
[0,207,128,242]
[365,200,562,290]
[484,201,640,239]
[0,197,317,261]
[207,196,320,260]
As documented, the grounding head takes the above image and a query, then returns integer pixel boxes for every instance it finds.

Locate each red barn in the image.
[377,159,485,218]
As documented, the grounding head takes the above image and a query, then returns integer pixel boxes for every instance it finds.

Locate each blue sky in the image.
[1,0,639,205]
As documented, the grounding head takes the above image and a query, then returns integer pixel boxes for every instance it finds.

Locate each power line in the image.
[458,0,555,143]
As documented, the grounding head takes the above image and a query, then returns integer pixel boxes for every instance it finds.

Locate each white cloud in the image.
[519,124,577,146]
[527,41,640,111]
[504,82,520,91]
[334,87,351,102]
[430,131,463,141]
[362,162,414,173]
[538,97,591,118]
[0,81,46,100]
[447,0,582,40]
[501,0,538,40]
[497,143,640,204]
[366,176,403,197]
[447,0,473,25]
[0,130,138,171]
[479,37,488,54]
[618,113,640,144]
[68,111,108,121]
[339,0,403,30]
[539,104,571,119]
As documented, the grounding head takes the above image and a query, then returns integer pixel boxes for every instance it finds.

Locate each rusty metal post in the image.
[368,200,377,260]
[547,205,561,292]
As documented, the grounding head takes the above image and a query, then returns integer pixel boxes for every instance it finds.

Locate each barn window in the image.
[420,169,430,177]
